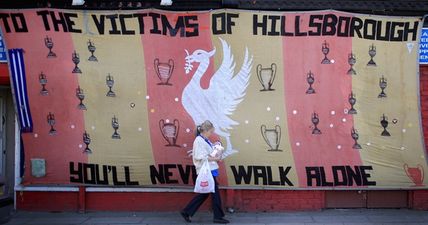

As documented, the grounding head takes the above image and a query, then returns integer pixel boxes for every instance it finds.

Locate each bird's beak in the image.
[208,47,216,57]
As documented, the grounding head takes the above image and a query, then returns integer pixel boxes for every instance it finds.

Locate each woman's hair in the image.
[195,120,214,136]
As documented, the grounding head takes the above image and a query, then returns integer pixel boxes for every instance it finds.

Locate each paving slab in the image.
[81,216,143,224]
[2,209,428,225]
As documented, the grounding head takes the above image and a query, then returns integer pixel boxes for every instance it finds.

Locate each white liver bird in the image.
[182,38,253,156]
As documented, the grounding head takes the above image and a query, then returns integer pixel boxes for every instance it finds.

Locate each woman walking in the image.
[180,120,229,224]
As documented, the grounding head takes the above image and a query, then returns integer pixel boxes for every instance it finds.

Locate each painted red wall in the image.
[14,65,428,212]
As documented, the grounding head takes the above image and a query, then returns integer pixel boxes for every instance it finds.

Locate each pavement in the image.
[1,208,428,225]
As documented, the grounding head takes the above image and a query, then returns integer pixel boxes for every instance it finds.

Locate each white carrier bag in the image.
[194,160,215,193]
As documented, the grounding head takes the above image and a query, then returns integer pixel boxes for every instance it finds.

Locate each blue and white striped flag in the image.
[8,48,33,132]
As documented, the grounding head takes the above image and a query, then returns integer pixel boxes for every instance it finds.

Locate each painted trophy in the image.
[380,114,391,136]
[404,164,424,186]
[106,73,116,97]
[39,72,48,96]
[261,125,281,151]
[347,52,357,75]
[257,63,276,91]
[367,44,377,66]
[348,92,357,114]
[311,112,322,134]
[83,131,92,154]
[321,40,331,64]
[154,58,174,85]
[378,75,387,98]
[44,36,56,58]
[351,127,362,149]
[47,112,56,135]
[87,39,98,61]
[72,51,82,73]
[159,119,180,147]
[111,115,121,139]
[306,70,315,94]
[76,86,87,110]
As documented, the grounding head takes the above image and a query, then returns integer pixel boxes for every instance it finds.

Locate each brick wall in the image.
[413,65,428,210]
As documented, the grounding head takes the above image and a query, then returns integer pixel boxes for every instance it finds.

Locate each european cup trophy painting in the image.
[154,58,174,85]
[257,63,276,91]
[261,125,281,151]
[159,119,180,147]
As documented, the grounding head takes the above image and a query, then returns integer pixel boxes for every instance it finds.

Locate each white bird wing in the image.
[209,38,253,133]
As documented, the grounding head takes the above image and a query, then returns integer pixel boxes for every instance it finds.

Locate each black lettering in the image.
[332,166,347,186]
[350,17,363,38]
[253,166,267,185]
[95,164,109,185]
[124,166,139,185]
[36,11,50,31]
[133,13,147,34]
[178,164,192,184]
[404,21,418,41]
[49,11,68,32]
[70,162,83,183]
[112,166,126,185]
[337,16,350,37]
[212,13,226,34]
[92,14,105,34]
[106,14,121,35]
[346,165,362,186]
[164,164,178,184]
[308,14,323,36]
[253,14,267,35]
[150,164,165,184]
[363,19,376,40]
[306,166,321,186]
[360,165,376,186]
[161,15,184,37]
[295,15,307,36]
[119,14,135,35]
[184,16,198,37]
[279,166,293,186]
[376,21,391,41]
[64,13,81,33]
[280,16,294,36]
[226,13,238,34]
[322,14,337,36]
[390,22,404,41]
[267,166,280,185]
[10,13,27,32]
[149,13,161,34]
[268,15,280,36]
[320,167,333,186]
[231,165,252,184]
[83,163,96,184]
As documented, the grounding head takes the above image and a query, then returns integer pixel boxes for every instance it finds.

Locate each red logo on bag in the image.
[200,181,208,187]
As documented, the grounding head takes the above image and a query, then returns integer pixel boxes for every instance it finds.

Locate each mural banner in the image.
[0,9,426,189]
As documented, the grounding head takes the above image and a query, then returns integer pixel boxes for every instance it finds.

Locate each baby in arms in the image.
[210,141,224,158]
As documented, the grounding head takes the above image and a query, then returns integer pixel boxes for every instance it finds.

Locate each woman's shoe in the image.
[180,211,191,223]
[213,218,230,224]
